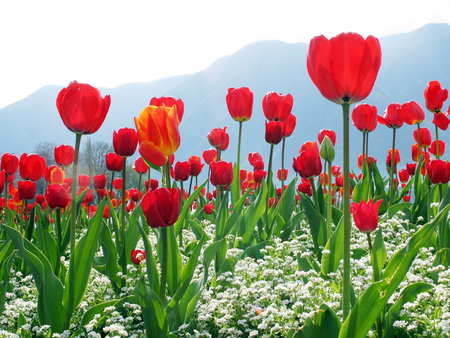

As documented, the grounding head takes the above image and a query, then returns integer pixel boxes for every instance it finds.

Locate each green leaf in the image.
[321,216,343,275]
[34,208,59,273]
[352,162,371,203]
[137,221,160,294]
[301,193,327,250]
[294,304,340,338]
[275,179,297,224]
[223,189,250,237]
[201,238,226,284]
[431,248,450,282]
[0,240,15,315]
[383,282,434,337]
[231,162,240,209]
[165,226,182,296]
[241,181,267,244]
[339,205,450,338]
[371,227,386,281]
[81,295,136,326]
[125,206,145,266]
[2,224,66,332]
[133,277,168,336]
[63,199,106,316]
[174,181,207,237]
[387,202,412,219]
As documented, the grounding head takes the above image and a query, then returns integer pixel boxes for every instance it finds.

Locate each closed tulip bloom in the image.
[113,178,123,191]
[0,172,5,194]
[188,156,204,176]
[174,161,191,182]
[277,169,288,181]
[140,187,181,228]
[253,160,265,171]
[402,101,425,125]
[135,105,181,167]
[406,163,417,175]
[54,145,75,167]
[18,180,37,200]
[248,152,263,167]
[262,92,293,121]
[426,159,450,184]
[133,157,149,174]
[432,112,450,131]
[318,129,337,146]
[226,87,254,122]
[253,170,267,183]
[94,174,107,190]
[106,153,124,172]
[300,141,320,153]
[398,169,410,183]
[428,140,445,157]
[145,179,159,191]
[56,81,111,134]
[149,96,184,122]
[19,153,46,181]
[78,174,90,188]
[282,114,296,137]
[202,148,217,164]
[131,249,146,265]
[411,145,430,163]
[307,33,381,104]
[129,188,141,202]
[207,127,229,151]
[46,165,65,184]
[350,199,383,232]
[204,202,215,215]
[386,149,400,169]
[45,184,70,209]
[297,178,312,196]
[413,128,432,147]
[424,81,448,112]
[357,154,377,170]
[210,161,233,187]
[265,121,283,145]
[1,153,19,175]
[293,146,322,178]
[113,127,138,157]
[352,104,378,132]
[378,103,404,129]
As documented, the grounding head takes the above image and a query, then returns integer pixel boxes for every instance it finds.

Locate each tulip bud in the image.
[319,136,335,162]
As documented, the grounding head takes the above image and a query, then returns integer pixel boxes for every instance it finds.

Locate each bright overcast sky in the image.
[0,0,448,108]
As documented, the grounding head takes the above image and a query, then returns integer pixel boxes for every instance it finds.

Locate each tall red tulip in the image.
[133,157,149,174]
[54,145,75,167]
[188,156,204,176]
[1,153,19,175]
[293,144,322,179]
[140,187,181,228]
[207,127,229,151]
[113,128,138,157]
[56,81,111,135]
[413,128,432,147]
[424,81,448,113]
[377,103,404,129]
[210,161,233,187]
[282,114,296,137]
[18,180,37,200]
[402,101,425,125]
[262,92,293,121]
[426,159,450,184]
[45,184,71,209]
[78,174,90,188]
[106,153,124,172]
[352,104,378,132]
[174,161,191,182]
[226,87,253,122]
[350,199,383,232]
[94,174,107,190]
[429,140,445,157]
[318,129,336,146]
[149,96,184,122]
[19,153,46,181]
[265,121,284,145]
[202,149,217,164]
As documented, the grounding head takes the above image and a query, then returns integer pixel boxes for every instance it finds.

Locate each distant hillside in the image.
[1,23,449,173]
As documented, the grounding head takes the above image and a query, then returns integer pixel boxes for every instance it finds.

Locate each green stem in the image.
[56,208,62,255]
[342,102,351,319]
[138,173,142,194]
[326,161,333,240]
[3,173,8,202]
[435,124,441,159]
[66,132,81,329]
[281,137,286,194]
[236,121,243,195]
[159,162,171,302]
[109,171,115,197]
[207,166,211,194]
[389,128,397,202]
[365,132,369,157]
[179,181,184,248]
[366,232,372,252]
[120,157,127,276]
[188,176,193,196]
[147,168,151,191]
[265,144,275,230]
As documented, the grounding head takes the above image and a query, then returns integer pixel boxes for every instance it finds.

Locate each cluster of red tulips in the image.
[0,31,449,337]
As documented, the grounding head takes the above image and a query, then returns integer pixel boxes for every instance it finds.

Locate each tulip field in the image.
[1,32,450,337]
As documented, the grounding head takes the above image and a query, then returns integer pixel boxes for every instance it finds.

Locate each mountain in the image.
[1,23,449,173]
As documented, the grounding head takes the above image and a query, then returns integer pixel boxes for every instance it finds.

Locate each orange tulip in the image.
[135,105,181,167]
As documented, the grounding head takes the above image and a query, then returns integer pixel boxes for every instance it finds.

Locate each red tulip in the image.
[226,87,254,122]
[133,157,149,174]
[432,112,450,130]
[54,145,75,167]
[402,101,425,125]
[428,140,445,157]
[406,163,417,176]
[78,174,90,188]
[293,143,322,178]
[331,165,341,176]
[94,174,107,190]
[398,169,410,183]
[45,184,70,209]
[188,156,204,176]
[352,104,378,132]
[18,180,37,200]
[307,32,381,104]
[56,81,111,134]
[19,153,46,181]
[265,121,283,145]
[113,127,138,157]
[140,187,181,228]
[0,172,5,194]
[426,159,450,184]
[210,161,233,187]
[207,127,229,151]
[282,114,296,137]
[149,96,184,122]
[386,149,400,169]
[204,202,215,215]
[277,169,288,181]
[411,145,430,163]
[174,161,191,182]
[377,103,404,129]
[145,179,159,191]
[253,170,267,184]
[424,81,448,112]
[131,249,146,265]
[297,178,312,196]
[413,128,432,147]
[248,152,263,167]
[82,189,94,205]
[262,92,293,121]
[1,153,19,175]
[318,129,336,146]
[202,148,217,164]
[350,199,383,232]
[46,166,65,184]
[113,178,123,191]
[106,153,124,172]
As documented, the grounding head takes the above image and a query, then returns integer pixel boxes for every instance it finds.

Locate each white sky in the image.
[0,0,449,108]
